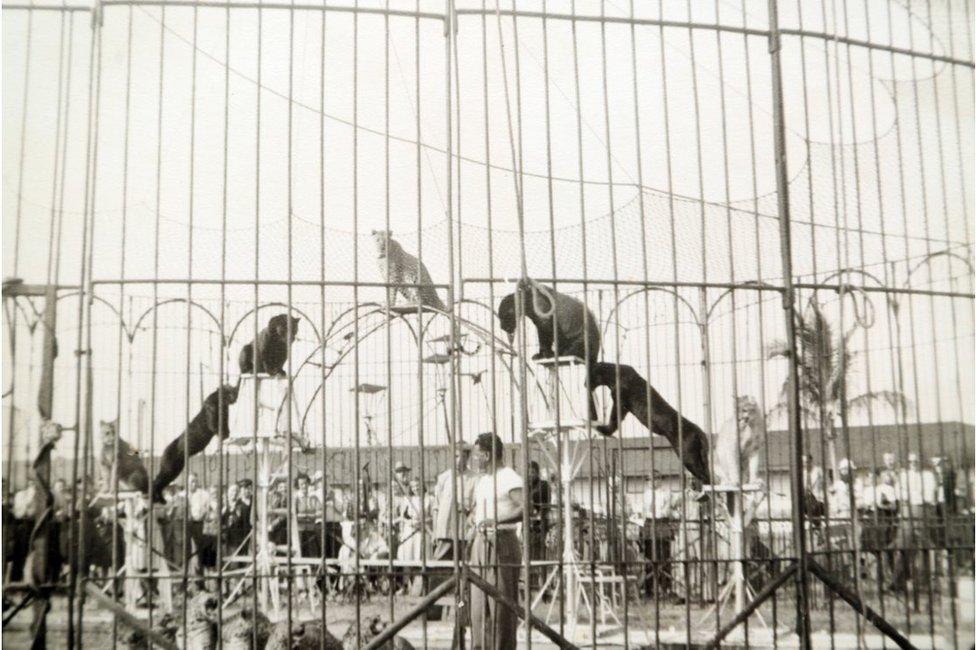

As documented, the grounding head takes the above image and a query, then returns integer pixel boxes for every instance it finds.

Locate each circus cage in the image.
[1,0,973,647]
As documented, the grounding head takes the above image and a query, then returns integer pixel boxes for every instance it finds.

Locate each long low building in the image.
[15,422,973,510]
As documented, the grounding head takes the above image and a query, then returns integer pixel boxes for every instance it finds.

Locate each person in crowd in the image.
[9,477,37,582]
[527,461,551,590]
[889,452,937,593]
[866,469,899,514]
[932,456,958,517]
[433,444,478,561]
[641,472,678,598]
[221,482,241,557]
[2,483,12,609]
[160,484,185,566]
[268,477,289,546]
[294,472,321,557]
[880,452,899,484]
[393,462,412,497]
[233,479,253,554]
[929,456,960,549]
[802,453,826,518]
[828,458,861,521]
[200,486,220,569]
[51,479,69,520]
[469,432,524,650]
[183,472,210,573]
[898,452,937,546]
[338,519,390,594]
[395,478,429,595]
[322,486,345,561]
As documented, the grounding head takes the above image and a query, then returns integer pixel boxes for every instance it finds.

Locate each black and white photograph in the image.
[1,0,974,647]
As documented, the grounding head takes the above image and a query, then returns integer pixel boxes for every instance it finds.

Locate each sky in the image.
[2,0,973,473]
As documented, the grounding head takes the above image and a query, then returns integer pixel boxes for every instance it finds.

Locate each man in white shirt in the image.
[10,478,37,583]
[12,478,37,521]
[184,472,210,574]
[828,458,861,520]
[432,444,478,560]
[889,452,937,593]
[469,432,523,650]
[898,453,936,516]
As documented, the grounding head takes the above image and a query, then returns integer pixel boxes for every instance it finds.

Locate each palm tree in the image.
[766,298,908,475]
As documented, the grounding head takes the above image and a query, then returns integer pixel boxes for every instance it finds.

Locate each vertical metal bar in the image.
[110,8,133,646]
[217,0,231,642]
[319,0,329,636]
[564,1,598,639]
[66,8,102,646]
[443,3,465,648]
[6,3,34,497]
[881,0,918,632]
[902,0,944,632]
[250,0,262,629]
[712,0,751,640]
[625,0,664,643]
[352,0,362,641]
[741,1,777,637]
[286,0,296,634]
[832,0,869,642]
[595,3,630,645]
[478,3,501,645]
[382,0,394,628]
[766,2,811,647]
[182,4,200,640]
[142,3,165,638]
[505,6,533,648]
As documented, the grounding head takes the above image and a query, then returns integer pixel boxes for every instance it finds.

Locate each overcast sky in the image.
[3,0,973,471]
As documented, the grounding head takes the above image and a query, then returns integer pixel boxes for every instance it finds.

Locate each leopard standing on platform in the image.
[372,229,448,311]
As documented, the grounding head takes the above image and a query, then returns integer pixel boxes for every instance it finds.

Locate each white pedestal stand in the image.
[523,357,615,644]
[698,483,768,634]
[223,374,304,614]
[93,491,173,612]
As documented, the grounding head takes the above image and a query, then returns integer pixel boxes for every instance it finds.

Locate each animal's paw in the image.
[595,424,615,436]
[531,350,555,361]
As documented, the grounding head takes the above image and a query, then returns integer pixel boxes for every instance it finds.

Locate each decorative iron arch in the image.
[296,306,535,439]
[704,280,782,323]
[226,301,324,348]
[130,297,224,342]
[602,286,702,344]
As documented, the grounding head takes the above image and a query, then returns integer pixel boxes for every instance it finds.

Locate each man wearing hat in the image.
[386,461,412,569]
[393,461,412,496]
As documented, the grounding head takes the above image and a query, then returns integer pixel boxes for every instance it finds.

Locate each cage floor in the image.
[3,592,972,649]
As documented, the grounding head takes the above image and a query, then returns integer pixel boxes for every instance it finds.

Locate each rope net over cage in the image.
[1,0,973,648]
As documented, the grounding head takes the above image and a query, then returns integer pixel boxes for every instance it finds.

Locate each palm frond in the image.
[766,339,791,360]
[765,400,821,427]
[847,390,911,417]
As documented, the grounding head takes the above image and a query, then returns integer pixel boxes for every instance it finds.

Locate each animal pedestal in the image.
[89,491,172,612]
[697,483,767,633]
[228,374,302,440]
[226,374,304,613]
[527,356,598,432]
[526,356,609,640]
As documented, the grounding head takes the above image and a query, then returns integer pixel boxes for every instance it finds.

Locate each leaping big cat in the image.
[588,362,711,484]
[372,230,448,312]
[99,419,150,494]
[152,384,239,502]
[239,313,300,376]
[497,279,601,366]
